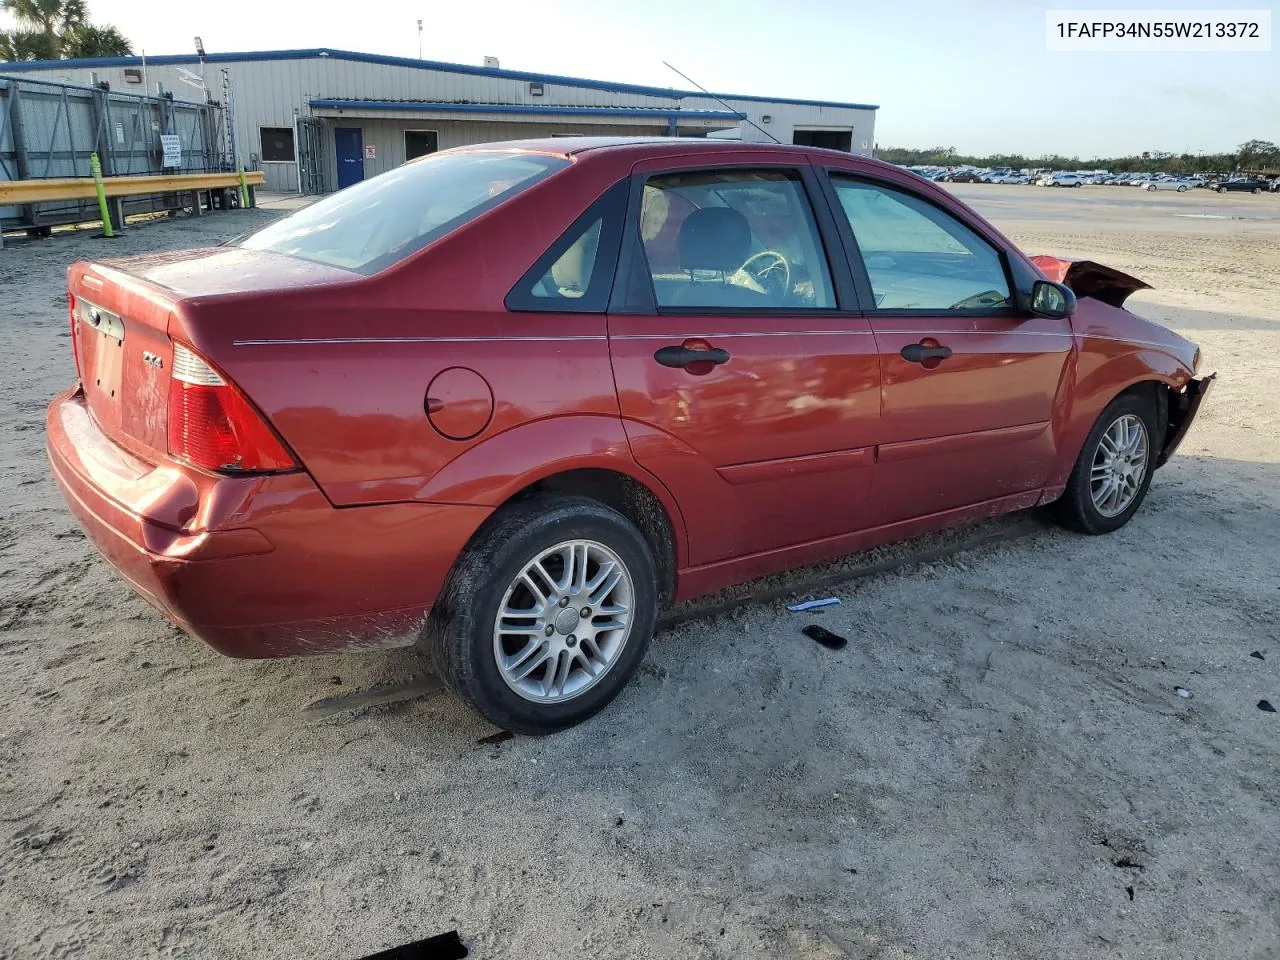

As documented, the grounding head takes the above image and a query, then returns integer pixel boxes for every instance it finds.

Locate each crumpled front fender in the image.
[1157,374,1215,467]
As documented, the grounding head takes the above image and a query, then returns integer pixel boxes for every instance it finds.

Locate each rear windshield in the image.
[235,151,569,275]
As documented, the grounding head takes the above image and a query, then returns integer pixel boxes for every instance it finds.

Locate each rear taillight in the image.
[68,292,81,380]
[167,342,297,473]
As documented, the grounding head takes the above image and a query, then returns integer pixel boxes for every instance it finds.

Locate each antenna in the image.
[662,61,780,144]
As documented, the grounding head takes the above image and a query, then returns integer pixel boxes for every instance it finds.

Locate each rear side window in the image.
[830,176,1011,311]
[236,151,568,275]
[506,180,627,313]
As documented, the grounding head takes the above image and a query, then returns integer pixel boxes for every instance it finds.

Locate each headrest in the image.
[677,207,751,272]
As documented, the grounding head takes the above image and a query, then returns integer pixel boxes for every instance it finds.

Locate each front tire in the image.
[1218,186,1227,194]
[426,496,659,735]
[1055,392,1159,535]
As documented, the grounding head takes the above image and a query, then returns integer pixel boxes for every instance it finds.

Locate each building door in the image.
[793,129,852,151]
[334,127,364,189]
[405,130,439,161]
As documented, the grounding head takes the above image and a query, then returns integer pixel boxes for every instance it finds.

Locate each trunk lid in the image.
[68,247,357,466]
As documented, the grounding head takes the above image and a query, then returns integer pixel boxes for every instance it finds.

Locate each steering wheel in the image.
[739,250,792,301]
[950,289,1009,310]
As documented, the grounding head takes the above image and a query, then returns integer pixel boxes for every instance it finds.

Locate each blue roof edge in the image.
[0,48,879,111]
[309,99,745,120]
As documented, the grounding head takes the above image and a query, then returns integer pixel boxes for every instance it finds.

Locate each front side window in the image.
[830,176,1011,311]
[638,169,835,310]
[236,151,568,275]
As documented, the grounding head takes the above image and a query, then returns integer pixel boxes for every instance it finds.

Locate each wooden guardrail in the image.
[0,170,266,205]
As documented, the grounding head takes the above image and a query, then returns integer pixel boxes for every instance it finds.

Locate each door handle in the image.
[654,345,731,369]
[900,342,953,364]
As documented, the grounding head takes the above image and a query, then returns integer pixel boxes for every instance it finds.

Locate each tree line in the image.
[0,0,131,61]
[875,140,1280,175]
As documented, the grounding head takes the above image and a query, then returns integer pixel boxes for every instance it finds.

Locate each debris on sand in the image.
[802,624,849,651]
[1258,700,1277,713]
[787,597,841,613]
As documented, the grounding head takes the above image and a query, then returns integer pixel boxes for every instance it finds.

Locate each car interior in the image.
[832,179,1012,310]
[640,172,835,310]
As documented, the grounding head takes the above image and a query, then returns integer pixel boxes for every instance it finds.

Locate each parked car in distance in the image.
[1208,176,1270,194]
[46,138,1213,734]
[1145,176,1192,192]
[1037,172,1085,187]
[944,170,984,183]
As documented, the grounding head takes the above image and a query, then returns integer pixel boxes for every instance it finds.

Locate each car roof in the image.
[451,136,892,171]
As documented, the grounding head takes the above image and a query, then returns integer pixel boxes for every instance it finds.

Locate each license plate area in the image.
[77,299,125,417]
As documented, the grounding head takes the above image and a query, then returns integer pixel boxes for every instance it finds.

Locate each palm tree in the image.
[0,0,130,60]
[62,22,131,56]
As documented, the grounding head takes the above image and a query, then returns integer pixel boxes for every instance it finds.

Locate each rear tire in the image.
[425,495,659,735]
[1253,187,1263,195]
[1054,392,1159,535]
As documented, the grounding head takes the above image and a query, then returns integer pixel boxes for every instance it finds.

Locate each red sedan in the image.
[47,138,1212,733]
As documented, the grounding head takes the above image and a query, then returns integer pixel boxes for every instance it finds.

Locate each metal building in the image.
[1,48,878,194]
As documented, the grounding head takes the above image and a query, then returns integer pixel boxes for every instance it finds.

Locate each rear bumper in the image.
[1157,374,1214,467]
[46,387,491,657]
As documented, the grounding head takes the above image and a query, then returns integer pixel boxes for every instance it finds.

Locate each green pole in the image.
[89,153,114,238]
[237,159,249,208]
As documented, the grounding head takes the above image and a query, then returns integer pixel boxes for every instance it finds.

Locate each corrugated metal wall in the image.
[1,74,223,230]
[9,54,877,194]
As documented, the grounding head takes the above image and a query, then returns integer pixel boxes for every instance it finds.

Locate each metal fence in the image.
[1,73,228,233]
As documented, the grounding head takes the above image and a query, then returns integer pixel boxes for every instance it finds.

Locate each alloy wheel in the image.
[1090,414,1149,518]
[493,540,635,703]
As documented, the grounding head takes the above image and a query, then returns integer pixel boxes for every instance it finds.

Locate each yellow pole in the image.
[89,153,114,238]
[237,159,249,208]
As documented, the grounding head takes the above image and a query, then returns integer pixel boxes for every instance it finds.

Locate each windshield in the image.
[235,150,569,275]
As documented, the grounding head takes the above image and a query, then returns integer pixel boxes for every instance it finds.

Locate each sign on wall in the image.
[160,134,182,168]
[365,144,376,160]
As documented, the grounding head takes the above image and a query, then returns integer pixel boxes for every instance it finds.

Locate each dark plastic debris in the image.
[476,731,515,746]
[360,930,468,960]
[803,624,848,650]
[1249,651,1265,661]
[1258,700,1277,713]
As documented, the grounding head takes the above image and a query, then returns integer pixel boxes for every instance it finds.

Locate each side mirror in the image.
[1030,279,1076,319]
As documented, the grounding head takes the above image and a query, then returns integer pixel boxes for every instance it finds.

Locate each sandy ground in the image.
[1,186,1278,960]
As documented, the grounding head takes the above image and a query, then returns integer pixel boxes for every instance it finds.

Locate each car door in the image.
[607,157,880,565]
[819,169,1073,525]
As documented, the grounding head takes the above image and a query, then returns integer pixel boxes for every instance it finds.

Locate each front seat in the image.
[668,207,767,307]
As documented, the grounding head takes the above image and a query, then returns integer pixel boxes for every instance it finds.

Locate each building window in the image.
[260,127,296,163]
[405,130,439,161]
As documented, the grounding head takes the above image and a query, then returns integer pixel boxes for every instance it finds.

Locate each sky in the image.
[3,0,1277,157]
